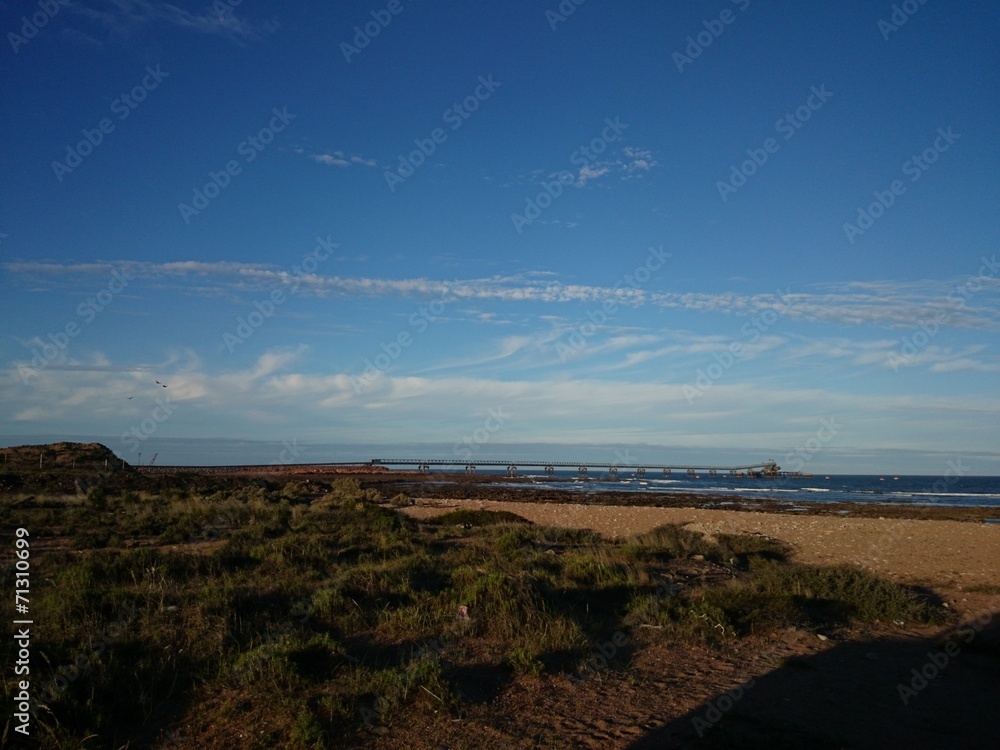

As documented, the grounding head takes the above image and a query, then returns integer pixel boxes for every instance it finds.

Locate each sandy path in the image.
[402,499,1000,590]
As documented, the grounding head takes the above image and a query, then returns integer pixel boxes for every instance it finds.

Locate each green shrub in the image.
[87,486,108,510]
[623,524,716,560]
[746,560,940,625]
[714,533,790,565]
[425,509,531,526]
[159,515,201,544]
[495,526,537,556]
[627,591,737,644]
[506,646,543,677]
[561,551,635,587]
[120,490,140,505]
[229,642,300,689]
[72,529,113,549]
[331,476,361,500]
[628,560,941,644]
[292,708,326,748]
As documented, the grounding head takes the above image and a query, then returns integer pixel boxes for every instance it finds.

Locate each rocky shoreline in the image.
[365,473,1000,523]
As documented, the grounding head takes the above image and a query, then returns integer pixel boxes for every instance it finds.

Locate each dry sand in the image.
[403,499,1000,590]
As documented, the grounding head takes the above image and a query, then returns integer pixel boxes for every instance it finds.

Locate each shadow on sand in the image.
[626,610,1000,750]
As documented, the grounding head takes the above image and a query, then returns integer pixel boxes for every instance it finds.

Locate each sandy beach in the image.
[404,498,1000,590]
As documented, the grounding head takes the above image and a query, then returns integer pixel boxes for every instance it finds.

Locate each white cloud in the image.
[5,261,999,332]
[929,358,1000,373]
[4,351,998,457]
[312,153,350,167]
[777,335,1000,372]
[309,150,379,168]
[621,146,658,173]
[574,163,611,186]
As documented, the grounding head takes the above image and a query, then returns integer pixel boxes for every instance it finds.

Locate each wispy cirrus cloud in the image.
[5,259,1000,331]
[68,0,270,42]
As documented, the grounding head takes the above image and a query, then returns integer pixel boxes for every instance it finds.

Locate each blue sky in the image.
[2,0,998,473]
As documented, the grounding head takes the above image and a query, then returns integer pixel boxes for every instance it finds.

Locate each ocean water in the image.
[484,471,1000,509]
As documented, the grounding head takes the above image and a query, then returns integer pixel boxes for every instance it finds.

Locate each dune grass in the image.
[0,482,947,749]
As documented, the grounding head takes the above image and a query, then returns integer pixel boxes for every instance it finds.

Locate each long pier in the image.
[370,458,792,479]
[135,458,797,478]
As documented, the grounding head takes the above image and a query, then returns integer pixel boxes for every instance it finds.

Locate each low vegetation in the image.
[1,473,946,749]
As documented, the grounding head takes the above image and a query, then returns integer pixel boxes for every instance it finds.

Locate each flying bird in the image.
[155,380,168,387]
